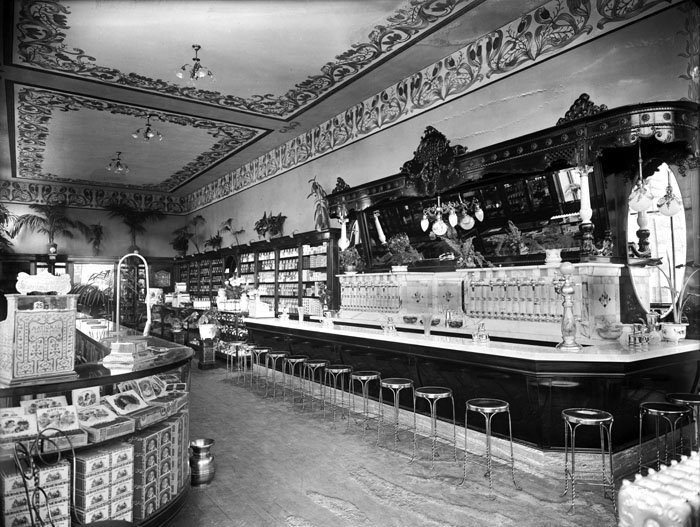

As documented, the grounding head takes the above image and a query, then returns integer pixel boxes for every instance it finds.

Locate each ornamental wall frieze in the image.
[186,0,682,212]
[16,0,469,118]
[14,85,264,192]
[0,180,188,214]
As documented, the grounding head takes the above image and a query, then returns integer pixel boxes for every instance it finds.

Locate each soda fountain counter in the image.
[244,265,700,464]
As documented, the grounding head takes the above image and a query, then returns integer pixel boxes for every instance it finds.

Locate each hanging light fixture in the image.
[132,115,163,142]
[176,44,214,83]
[657,165,683,217]
[421,195,484,234]
[106,151,129,174]
[628,142,653,212]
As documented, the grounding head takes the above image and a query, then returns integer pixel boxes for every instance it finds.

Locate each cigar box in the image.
[81,415,135,443]
[74,487,110,511]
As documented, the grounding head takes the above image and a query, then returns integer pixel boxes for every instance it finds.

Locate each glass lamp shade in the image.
[657,186,682,216]
[448,210,458,227]
[628,182,653,212]
[474,205,484,222]
[420,214,429,232]
[432,217,447,236]
[459,214,475,230]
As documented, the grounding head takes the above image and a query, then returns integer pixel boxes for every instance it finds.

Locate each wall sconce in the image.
[421,195,483,235]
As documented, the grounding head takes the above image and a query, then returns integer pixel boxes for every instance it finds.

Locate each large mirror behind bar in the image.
[363,168,592,269]
[627,162,686,319]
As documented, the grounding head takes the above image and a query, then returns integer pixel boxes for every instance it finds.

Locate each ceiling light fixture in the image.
[132,115,163,142]
[106,151,129,174]
[176,44,214,83]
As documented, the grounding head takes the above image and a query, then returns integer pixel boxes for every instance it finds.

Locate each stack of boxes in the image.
[1,459,71,527]
[131,409,189,521]
[73,442,134,524]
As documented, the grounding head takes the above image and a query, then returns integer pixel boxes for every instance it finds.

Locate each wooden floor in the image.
[166,364,618,527]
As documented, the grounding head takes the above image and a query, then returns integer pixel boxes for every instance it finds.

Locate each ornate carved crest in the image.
[16,272,72,295]
[557,94,608,125]
[400,126,466,197]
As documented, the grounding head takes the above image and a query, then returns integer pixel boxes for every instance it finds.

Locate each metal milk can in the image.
[189,438,216,486]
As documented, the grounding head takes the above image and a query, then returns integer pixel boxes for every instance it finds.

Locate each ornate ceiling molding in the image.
[14,0,476,118]
[14,85,265,192]
[0,179,188,214]
[186,0,682,212]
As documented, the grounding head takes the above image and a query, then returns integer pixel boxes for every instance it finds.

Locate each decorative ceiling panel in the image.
[12,0,483,118]
[12,84,266,192]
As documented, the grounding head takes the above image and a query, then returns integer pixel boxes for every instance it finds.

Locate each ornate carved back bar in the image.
[328,96,699,342]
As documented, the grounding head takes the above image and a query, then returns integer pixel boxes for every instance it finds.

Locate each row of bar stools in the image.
[638,401,693,472]
[324,365,353,422]
[349,371,381,438]
[461,398,520,499]
[377,378,414,448]
[283,355,308,405]
[303,359,329,411]
[265,350,288,398]
[561,408,615,515]
[411,386,457,470]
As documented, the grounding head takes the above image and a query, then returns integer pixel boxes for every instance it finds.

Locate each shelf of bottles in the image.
[174,257,226,308]
[232,231,338,317]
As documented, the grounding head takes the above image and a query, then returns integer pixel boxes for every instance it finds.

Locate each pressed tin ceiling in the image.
[1,0,674,211]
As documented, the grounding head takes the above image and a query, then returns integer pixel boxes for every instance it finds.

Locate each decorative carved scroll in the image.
[400,126,466,196]
[557,93,608,125]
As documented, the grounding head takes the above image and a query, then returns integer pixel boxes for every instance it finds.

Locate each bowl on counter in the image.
[448,320,463,329]
[431,318,441,326]
[596,324,623,340]
[402,315,418,324]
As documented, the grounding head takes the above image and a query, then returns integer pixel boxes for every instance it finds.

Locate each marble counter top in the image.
[244,317,700,363]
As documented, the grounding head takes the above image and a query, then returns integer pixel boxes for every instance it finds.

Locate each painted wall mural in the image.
[14,0,474,118]
[187,0,683,212]
[14,85,264,192]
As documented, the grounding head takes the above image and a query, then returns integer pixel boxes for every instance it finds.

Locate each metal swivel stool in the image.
[349,371,382,438]
[561,408,615,515]
[264,351,288,398]
[666,393,700,453]
[234,343,253,385]
[461,398,521,499]
[248,347,269,389]
[323,365,353,423]
[639,401,693,472]
[303,359,329,411]
[282,355,308,405]
[377,378,414,448]
[411,386,457,470]
[222,342,238,378]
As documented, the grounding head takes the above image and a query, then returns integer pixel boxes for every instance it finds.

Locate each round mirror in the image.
[627,163,686,318]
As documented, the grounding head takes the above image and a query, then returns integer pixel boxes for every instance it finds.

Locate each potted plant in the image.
[442,236,493,269]
[220,218,245,248]
[254,211,287,240]
[87,223,104,256]
[171,226,193,257]
[9,203,91,254]
[204,231,223,252]
[536,223,576,265]
[339,246,364,273]
[107,202,165,253]
[70,269,114,318]
[0,202,14,254]
[656,260,699,342]
[307,176,330,231]
[386,233,422,271]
